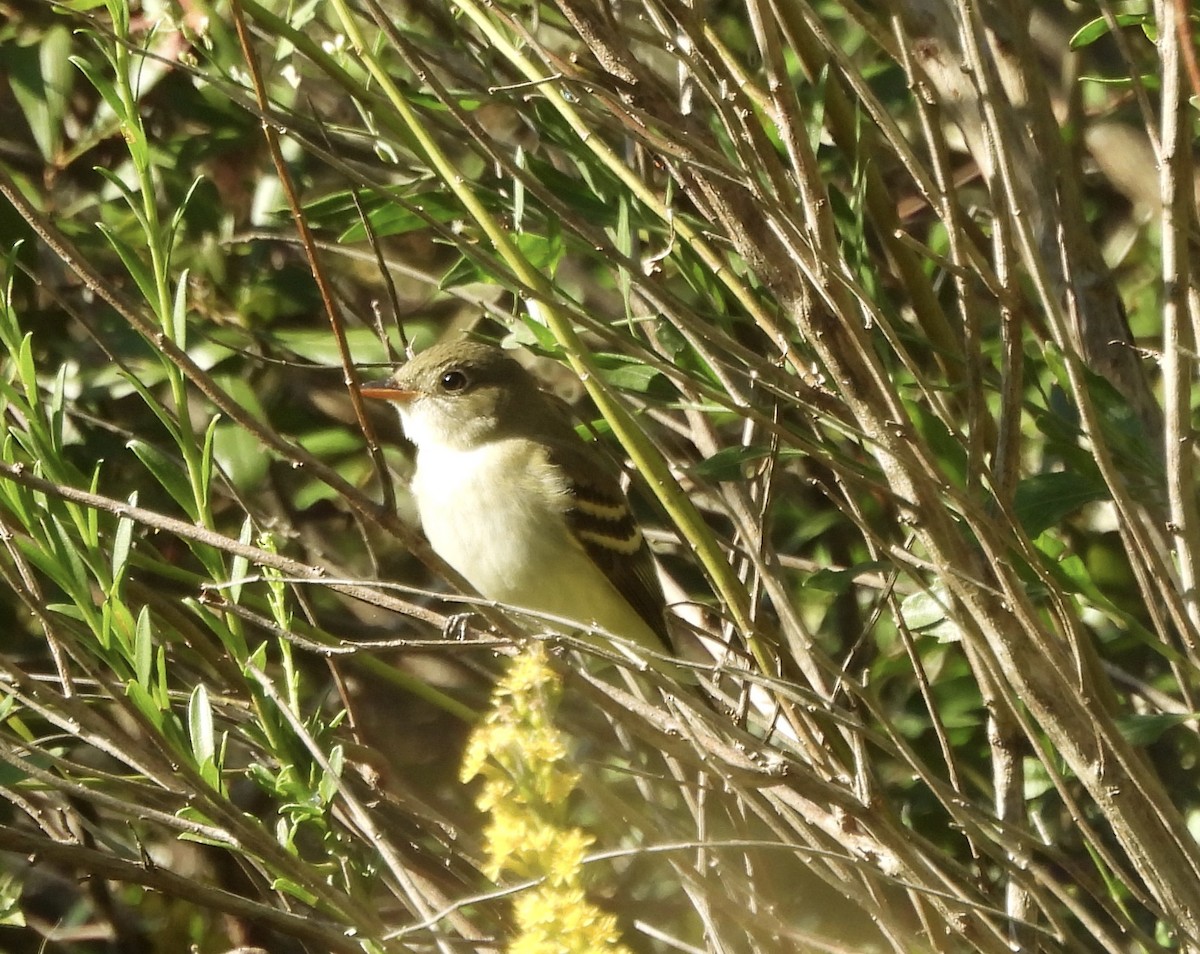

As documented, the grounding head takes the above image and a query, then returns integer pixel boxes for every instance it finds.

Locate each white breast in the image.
[410,438,661,648]
[411,438,572,603]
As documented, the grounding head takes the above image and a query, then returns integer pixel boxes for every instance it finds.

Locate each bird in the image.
[360,338,672,657]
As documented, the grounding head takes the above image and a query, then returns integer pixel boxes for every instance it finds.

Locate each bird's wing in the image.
[545,436,672,651]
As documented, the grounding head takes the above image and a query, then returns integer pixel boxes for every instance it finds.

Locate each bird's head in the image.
[361,340,541,451]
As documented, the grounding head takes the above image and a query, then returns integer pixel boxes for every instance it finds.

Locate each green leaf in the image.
[1069,13,1148,50]
[48,365,67,457]
[512,229,563,272]
[806,562,889,594]
[45,603,87,622]
[17,334,39,409]
[334,190,465,242]
[293,427,364,456]
[271,878,320,906]
[85,466,102,549]
[70,54,126,130]
[110,494,136,587]
[185,598,249,662]
[900,589,962,643]
[907,398,966,489]
[688,445,775,481]
[200,415,221,503]
[167,179,205,257]
[509,320,559,351]
[0,451,30,525]
[118,371,181,445]
[7,27,72,161]
[133,605,153,686]
[170,267,190,349]
[1014,471,1109,537]
[97,220,158,304]
[1114,712,1198,746]
[595,357,665,394]
[525,156,615,223]
[1039,343,1160,484]
[1079,73,1160,90]
[128,439,197,519]
[44,514,97,609]
[125,680,165,730]
[317,745,344,804]
[0,755,30,788]
[690,445,768,481]
[154,645,171,708]
[188,683,216,771]
[440,231,563,289]
[248,641,268,673]
[227,517,253,605]
[212,424,270,492]
[271,327,391,366]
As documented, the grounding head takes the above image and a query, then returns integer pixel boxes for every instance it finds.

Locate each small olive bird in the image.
[361,339,671,654]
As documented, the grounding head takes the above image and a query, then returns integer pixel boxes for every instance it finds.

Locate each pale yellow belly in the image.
[412,440,660,649]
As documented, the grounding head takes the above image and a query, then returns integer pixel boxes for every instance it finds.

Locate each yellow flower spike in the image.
[512,886,631,954]
[459,644,633,954]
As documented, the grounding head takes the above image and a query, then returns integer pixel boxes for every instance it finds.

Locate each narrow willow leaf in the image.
[96,223,158,310]
[125,680,165,731]
[337,190,465,242]
[227,517,253,605]
[85,466,101,550]
[92,167,149,230]
[188,683,217,789]
[317,745,344,805]
[200,414,220,502]
[128,439,196,520]
[154,644,170,709]
[119,372,182,447]
[167,178,204,255]
[44,603,86,622]
[48,365,67,456]
[7,26,71,161]
[688,445,773,481]
[110,493,136,587]
[271,878,320,906]
[596,358,663,394]
[17,335,39,411]
[1014,471,1109,538]
[133,605,152,686]
[1114,713,1199,747]
[1069,13,1147,50]
[170,267,190,350]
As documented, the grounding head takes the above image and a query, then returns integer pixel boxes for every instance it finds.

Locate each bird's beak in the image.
[359,380,418,403]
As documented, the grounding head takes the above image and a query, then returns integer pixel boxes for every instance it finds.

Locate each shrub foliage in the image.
[0,0,1197,951]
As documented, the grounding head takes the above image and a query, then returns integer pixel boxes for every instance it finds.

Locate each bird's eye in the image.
[439,368,470,393]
